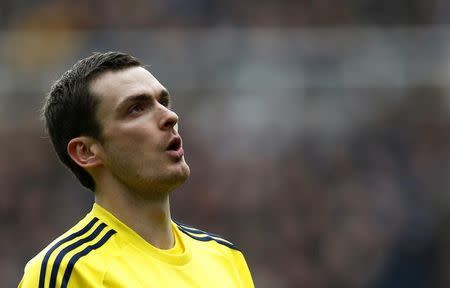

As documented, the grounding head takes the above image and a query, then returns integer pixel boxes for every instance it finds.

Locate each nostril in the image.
[161,111,178,130]
[163,118,177,129]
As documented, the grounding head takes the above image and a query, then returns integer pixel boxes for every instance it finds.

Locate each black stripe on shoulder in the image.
[61,229,116,288]
[48,222,108,288]
[175,221,240,251]
[39,217,99,288]
[174,221,225,239]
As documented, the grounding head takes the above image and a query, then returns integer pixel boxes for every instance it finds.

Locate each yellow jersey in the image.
[18,203,254,287]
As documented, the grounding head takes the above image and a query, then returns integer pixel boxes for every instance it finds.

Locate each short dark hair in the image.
[43,51,141,191]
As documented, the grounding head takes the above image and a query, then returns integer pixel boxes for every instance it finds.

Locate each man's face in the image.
[90,66,190,197]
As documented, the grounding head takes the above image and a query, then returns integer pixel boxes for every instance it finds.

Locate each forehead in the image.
[90,66,165,112]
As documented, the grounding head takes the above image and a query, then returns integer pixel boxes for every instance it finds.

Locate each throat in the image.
[95,191,174,249]
[137,205,174,250]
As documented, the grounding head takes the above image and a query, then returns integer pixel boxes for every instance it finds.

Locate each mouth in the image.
[166,136,184,159]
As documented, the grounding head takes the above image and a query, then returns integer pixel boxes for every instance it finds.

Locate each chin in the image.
[168,162,190,186]
[176,163,191,182]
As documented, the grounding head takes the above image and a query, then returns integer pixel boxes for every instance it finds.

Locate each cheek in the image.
[105,126,160,155]
[101,117,161,154]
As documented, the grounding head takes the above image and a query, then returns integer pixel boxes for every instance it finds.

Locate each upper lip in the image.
[166,136,182,151]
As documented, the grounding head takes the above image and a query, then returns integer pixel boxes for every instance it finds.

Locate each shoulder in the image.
[173,220,254,287]
[19,215,118,288]
[174,220,241,252]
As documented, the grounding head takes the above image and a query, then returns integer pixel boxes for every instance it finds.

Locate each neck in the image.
[94,181,174,250]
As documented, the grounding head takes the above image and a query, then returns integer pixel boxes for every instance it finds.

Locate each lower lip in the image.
[166,147,184,159]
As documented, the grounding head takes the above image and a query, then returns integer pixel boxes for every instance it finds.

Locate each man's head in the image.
[44,51,190,195]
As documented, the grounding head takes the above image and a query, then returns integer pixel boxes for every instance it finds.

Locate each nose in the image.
[159,106,179,130]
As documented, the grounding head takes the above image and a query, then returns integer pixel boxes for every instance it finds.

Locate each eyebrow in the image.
[116,89,171,112]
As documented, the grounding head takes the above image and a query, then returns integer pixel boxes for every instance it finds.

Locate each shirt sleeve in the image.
[17,258,41,288]
[231,250,255,288]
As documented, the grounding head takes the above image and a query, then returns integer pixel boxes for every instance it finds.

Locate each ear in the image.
[67,136,103,169]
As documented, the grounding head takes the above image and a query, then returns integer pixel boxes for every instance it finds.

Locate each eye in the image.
[159,97,169,108]
[128,103,146,114]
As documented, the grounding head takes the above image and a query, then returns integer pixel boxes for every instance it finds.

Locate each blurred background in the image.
[2,1,450,287]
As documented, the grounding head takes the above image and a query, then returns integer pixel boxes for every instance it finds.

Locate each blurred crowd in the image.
[0,0,449,29]
[2,1,450,288]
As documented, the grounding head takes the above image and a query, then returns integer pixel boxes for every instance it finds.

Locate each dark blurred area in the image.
[0,0,448,28]
[2,1,450,288]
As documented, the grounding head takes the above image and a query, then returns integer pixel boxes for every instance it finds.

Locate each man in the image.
[18,51,254,287]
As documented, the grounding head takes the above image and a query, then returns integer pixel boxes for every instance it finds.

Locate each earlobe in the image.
[67,137,102,169]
